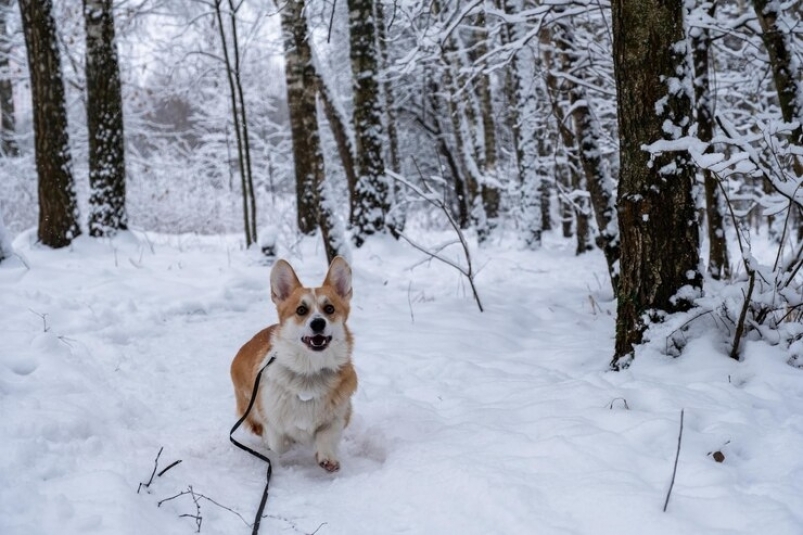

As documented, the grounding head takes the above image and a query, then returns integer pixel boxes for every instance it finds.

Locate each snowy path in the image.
[2,231,803,534]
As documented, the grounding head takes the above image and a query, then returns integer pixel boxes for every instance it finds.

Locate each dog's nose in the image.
[310,317,326,333]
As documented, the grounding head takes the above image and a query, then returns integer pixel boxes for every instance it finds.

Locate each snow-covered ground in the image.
[2,229,802,535]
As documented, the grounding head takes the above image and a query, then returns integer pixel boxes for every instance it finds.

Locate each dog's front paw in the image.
[316,455,340,473]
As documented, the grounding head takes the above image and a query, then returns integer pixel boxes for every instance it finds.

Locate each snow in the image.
[2,229,803,535]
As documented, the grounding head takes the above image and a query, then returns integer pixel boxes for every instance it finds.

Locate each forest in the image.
[1,0,803,533]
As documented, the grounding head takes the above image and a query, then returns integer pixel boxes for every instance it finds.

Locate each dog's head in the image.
[270,256,353,361]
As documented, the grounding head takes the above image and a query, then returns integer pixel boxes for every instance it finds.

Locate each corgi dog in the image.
[230,256,357,473]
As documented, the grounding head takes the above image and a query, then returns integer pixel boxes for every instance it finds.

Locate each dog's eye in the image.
[323,304,335,315]
[296,305,308,316]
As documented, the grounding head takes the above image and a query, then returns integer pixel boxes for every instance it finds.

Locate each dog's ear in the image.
[270,259,302,304]
[323,256,352,301]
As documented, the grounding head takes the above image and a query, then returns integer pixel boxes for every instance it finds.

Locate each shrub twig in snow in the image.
[158,487,327,535]
[388,168,484,312]
[137,447,182,494]
[663,409,684,512]
[28,309,49,333]
[138,447,164,494]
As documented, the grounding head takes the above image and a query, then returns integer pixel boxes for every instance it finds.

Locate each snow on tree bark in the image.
[751,0,803,174]
[611,0,702,368]
[546,18,620,288]
[84,0,128,237]
[281,0,318,236]
[689,0,730,280]
[281,0,346,262]
[0,0,17,157]
[502,0,544,246]
[347,0,391,246]
[19,0,81,248]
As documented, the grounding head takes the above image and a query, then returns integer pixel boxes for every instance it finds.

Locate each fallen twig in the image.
[158,459,183,477]
[138,447,182,494]
[663,409,685,512]
[138,447,164,494]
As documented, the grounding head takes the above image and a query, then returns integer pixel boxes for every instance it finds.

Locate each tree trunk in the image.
[317,74,357,225]
[227,0,257,244]
[0,0,17,157]
[374,0,405,234]
[19,0,81,248]
[611,0,702,368]
[0,204,11,261]
[424,75,470,228]
[348,0,390,246]
[281,0,344,261]
[215,0,256,246]
[543,34,591,252]
[281,0,318,235]
[474,13,500,244]
[549,18,620,288]
[502,0,549,249]
[752,0,803,156]
[690,0,730,280]
[84,0,128,237]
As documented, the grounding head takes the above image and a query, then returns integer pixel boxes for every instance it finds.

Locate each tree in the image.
[347,0,391,246]
[689,0,729,280]
[84,0,128,237]
[214,0,257,246]
[503,0,543,248]
[19,0,81,248]
[281,0,345,262]
[546,17,620,288]
[611,0,702,368]
[473,13,501,244]
[0,0,17,157]
[751,0,803,155]
[0,204,11,262]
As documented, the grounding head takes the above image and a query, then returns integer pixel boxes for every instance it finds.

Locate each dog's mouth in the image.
[302,335,332,352]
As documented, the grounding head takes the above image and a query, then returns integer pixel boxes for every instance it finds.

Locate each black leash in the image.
[229,356,276,535]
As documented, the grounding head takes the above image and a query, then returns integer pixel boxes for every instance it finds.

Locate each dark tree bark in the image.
[690,0,730,280]
[0,0,17,157]
[348,0,391,246]
[19,0,81,248]
[84,0,128,237]
[611,0,702,368]
[281,0,344,261]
